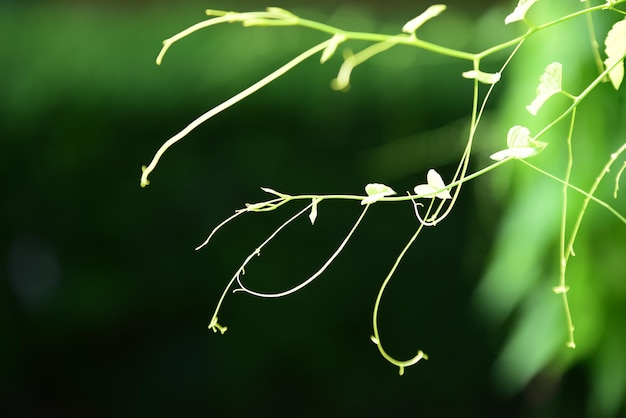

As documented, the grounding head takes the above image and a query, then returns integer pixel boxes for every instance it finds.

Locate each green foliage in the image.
[142,0,626,414]
[605,16,626,89]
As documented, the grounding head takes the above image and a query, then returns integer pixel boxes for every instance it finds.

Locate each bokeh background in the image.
[2,0,625,416]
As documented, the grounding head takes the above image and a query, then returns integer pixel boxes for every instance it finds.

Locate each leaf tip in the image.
[505,0,540,25]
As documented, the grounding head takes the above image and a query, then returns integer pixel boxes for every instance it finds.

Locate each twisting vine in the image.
[141,0,626,375]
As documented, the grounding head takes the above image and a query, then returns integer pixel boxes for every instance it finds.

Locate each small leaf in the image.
[505,0,540,25]
[321,34,346,64]
[526,62,562,115]
[490,148,537,161]
[362,183,396,205]
[490,125,548,161]
[507,125,531,148]
[462,70,501,84]
[604,17,626,90]
[365,183,395,196]
[402,4,447,35]
[414,169,451,199]
[426,169,452,199]
[309,198,321,225]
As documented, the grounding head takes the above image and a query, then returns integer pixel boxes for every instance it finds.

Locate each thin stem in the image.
[207,203,313,332]
[582,0,609,79]
[292,17,475,61]
[371,208,430,376]
[521,160,626,224]
[331,37,401,91]
[196,210,249,250]
[141,39,332,187]
[235,204,370,298]
[557,109,577,349]
[428,39,525,225]
[564,142,626,262]
[615,160,626,199]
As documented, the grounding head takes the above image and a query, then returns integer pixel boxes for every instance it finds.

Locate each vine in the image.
[141,1,626,375]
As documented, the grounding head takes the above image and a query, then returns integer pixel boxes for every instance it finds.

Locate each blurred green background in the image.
[2,0,625,416]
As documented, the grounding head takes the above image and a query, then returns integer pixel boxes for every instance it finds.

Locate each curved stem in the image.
[207,203,312,332]
[371,207,430,375]
[235,204,369,298]
[141,39,332,187]
[556,109,577,349]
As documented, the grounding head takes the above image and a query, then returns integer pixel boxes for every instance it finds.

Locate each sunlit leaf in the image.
[362,183,396,205]
[490,125,548,161]
[414,169,451,199]
[505,0,540,25]
[365,183,395,196]
[526,62,562,115]
[604,17,626,90]
[462,70,501,84]
[402,4,447,34]
[507,125,532,148]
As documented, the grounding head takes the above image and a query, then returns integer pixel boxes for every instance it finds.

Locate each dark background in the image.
[2,0,624,417]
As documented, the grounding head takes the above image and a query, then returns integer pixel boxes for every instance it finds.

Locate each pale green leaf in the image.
[362,183,396,205]
[365,183,395,196]
[413,184,434,197]
[526,62,562,115]
[507,125,532,148]
[426,169,451,199]
[321,34,346,64]
[490,147,538,161]
[604,17,626,90]
[402,4,447,34]
[462,70,501,84]
[490,125,548,161]
[414,169,451,199]
[505,0,540,25]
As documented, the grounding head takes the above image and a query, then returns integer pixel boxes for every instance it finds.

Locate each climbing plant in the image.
[141,0,626,412]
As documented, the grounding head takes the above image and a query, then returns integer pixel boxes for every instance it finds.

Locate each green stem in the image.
[371,209,430,375]
[236,204,369,298]
[141,39,332,187]
[564,142,626,261]
[521,160,626,224]
[557,109,577,349]
[208,203,313,332]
